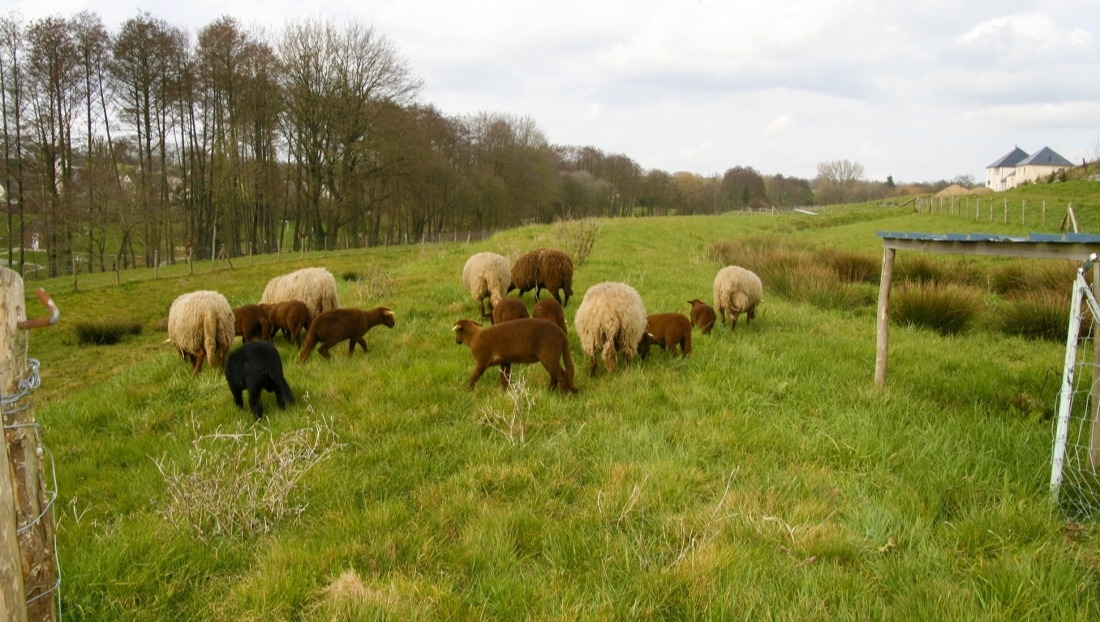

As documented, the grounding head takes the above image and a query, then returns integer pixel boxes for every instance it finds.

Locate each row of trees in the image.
[0,10,920,277]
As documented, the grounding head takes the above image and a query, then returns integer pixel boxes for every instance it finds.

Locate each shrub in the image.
[74,320,143,346]
[997,290,1069,341]
[555,217,600,267]
[890,282,983,335]
[155,419,341,542]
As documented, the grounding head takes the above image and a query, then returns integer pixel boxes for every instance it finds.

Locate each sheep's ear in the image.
[383,308,394,317]
[452,323,461,331]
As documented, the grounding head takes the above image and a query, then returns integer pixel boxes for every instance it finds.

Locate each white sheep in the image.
[167,290,236,374]
[462,252,511,319]
[573,281,647,376]
[713,265,762,332]
[260,267,339,319]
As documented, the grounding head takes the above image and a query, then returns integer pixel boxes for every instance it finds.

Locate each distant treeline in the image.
[0,11,958,277]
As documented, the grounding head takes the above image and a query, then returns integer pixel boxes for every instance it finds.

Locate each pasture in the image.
[18,203,1100,619]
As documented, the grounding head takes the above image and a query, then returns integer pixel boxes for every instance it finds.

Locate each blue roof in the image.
[1019,146,1074,167]
[987,147,1029,168]
[877,231,1100,244]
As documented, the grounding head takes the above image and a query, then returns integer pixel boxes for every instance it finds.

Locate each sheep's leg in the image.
[602,342,618,374]
[353,337,368,355]
[231,386,245,409]
[469,364,488,389]
[191,350,205,375]
[318,341,333,358]
[588,355,598,377]
[247,383,265,419]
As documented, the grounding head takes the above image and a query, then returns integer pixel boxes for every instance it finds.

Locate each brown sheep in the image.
[261,301,312,347]
[532,297,567,334]
[233,304,271,343]
[642,312,692,358]
[299,307,395,363]
[687,299,716,334]
[491,297,529,324]
[452,318,577,394]
[508,248,575,306]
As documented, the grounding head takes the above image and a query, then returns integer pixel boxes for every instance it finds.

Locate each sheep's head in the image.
[378,307,396,328]
[637,332,653,359]
[452,319,481,345]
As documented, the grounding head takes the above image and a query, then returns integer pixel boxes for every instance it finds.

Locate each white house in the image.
[986,146,1073,191]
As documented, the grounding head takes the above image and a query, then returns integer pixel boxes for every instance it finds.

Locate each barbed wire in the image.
[0,357,62,612]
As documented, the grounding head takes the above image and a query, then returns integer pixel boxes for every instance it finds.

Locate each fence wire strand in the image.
[1,357,62,612]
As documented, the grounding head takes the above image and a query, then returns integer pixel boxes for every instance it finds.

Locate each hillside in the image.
[8,201,1100,619]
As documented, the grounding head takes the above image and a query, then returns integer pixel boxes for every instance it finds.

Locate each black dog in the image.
[225,342,294,419]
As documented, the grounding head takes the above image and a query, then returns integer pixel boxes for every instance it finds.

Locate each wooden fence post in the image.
[0,268,58,622]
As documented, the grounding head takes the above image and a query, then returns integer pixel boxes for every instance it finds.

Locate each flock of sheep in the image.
[163,249,762,418]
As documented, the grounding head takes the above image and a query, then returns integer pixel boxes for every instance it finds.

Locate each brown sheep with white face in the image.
[642,312,692,358]
[261,300,312,347]
[687,299,716,334]
[491,297,529,324]
[233,304,271,343]
[453,318,577,394]
[298,307,395,363]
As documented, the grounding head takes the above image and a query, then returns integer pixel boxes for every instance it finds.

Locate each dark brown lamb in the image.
[687,299,716,335]
[452,318,577,394]
[299,307,395,363]
[491,297,529,324]
[643,312,692,358]
[261,300,312,347]
[233,304,271,343]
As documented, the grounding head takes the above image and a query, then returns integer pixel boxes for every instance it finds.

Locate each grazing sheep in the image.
[462,252,511,319]
[260,267,339,319]
[687,299,717,334]
[167,290,236,374]
[225,341,294,420]
[299,307,395,363]
[452,318,577,393]
[260,300,312,347]
[491,297,529,324]
[573,282,647,376]
[643,312,692,357]
[509,248,575,306]
[713,266,762,332]
[532,297,567,334]
[233,304,271,343]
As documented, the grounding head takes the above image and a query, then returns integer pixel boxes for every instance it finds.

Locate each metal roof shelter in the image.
[874,231,1100,388]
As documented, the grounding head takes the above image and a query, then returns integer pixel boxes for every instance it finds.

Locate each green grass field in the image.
[13,198,1100,619]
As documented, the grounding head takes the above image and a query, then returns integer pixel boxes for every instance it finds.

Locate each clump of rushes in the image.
[891,281,983,335]
[74,320,143,345]
[997,290,1069,341]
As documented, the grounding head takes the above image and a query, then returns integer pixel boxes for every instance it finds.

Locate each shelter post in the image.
[875,247,896,389]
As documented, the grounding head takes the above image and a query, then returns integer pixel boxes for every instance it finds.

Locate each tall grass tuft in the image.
[890,281,983,335]
[351,270,396,303]
[989,259,1075,297]
[996,290,1069,341]
[895,255,946,285]
[74,320,143,345]
[783,264,873,311]
[155,418,341,542]
[821,248,880,283]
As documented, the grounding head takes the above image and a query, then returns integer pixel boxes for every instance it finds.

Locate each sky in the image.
[3,0,1099,184]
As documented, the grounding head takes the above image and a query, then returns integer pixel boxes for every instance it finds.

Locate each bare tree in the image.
[815,159,864,204]
[278,18,422,250]
[0,14,27,270]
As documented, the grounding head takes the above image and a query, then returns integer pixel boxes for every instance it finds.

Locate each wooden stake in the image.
[875,247,896,389]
